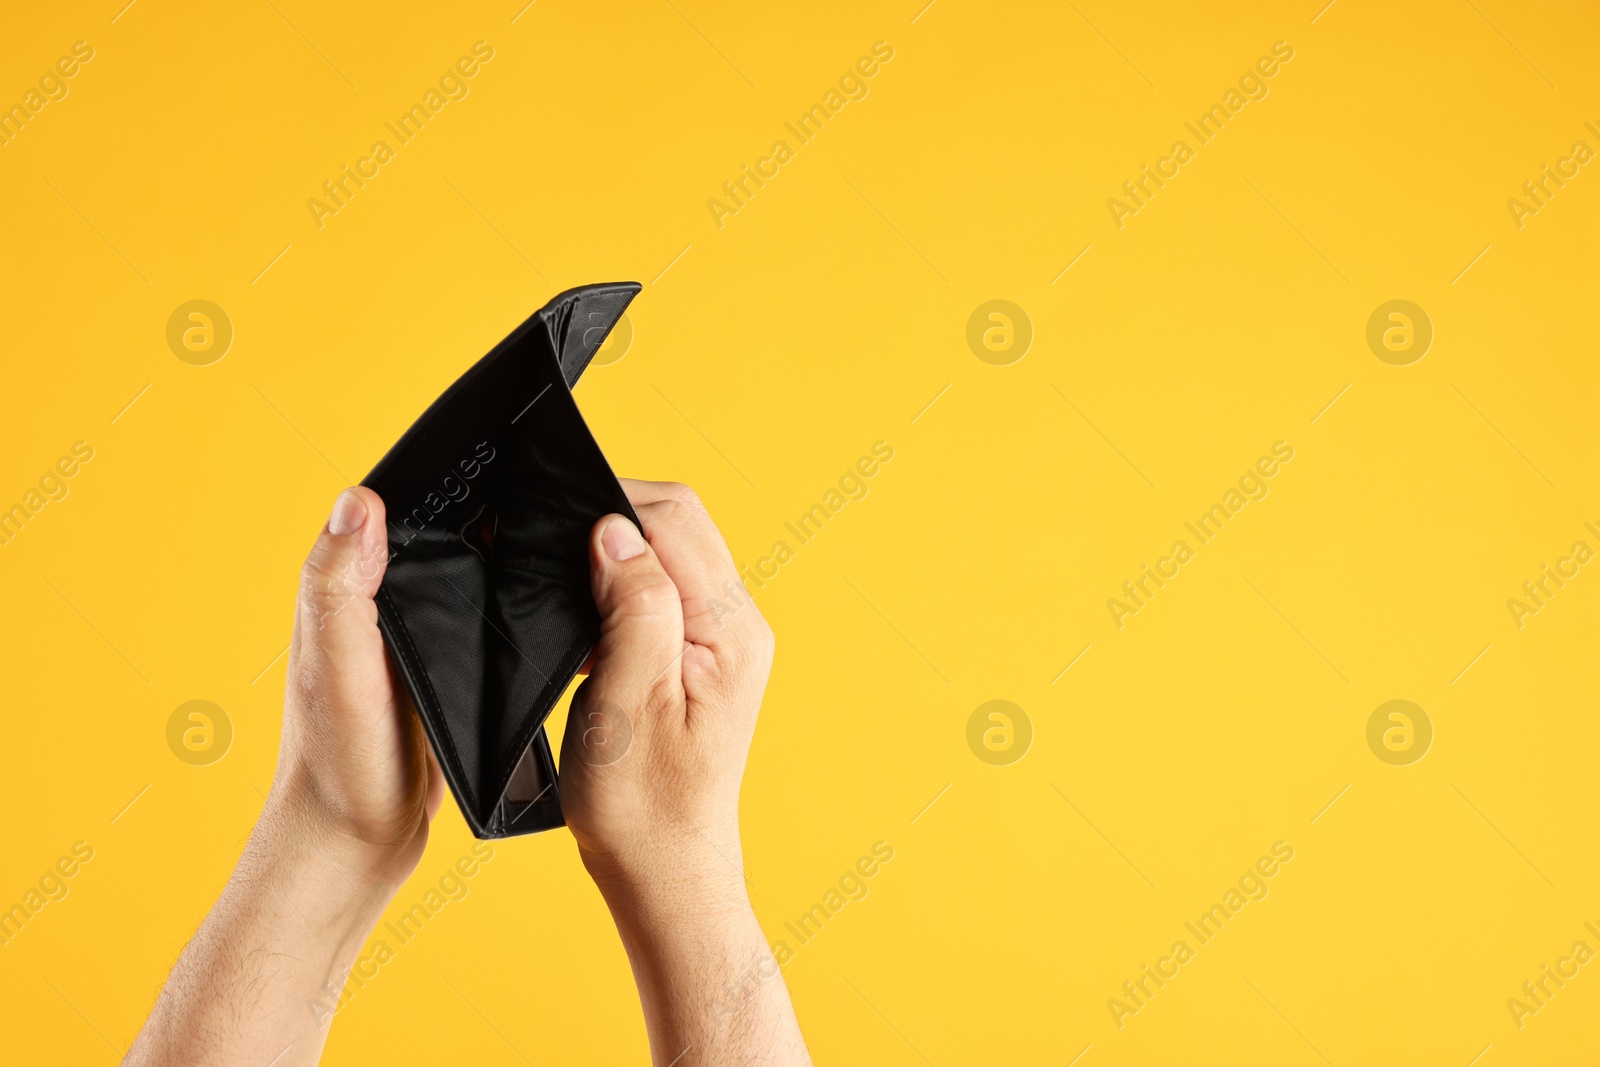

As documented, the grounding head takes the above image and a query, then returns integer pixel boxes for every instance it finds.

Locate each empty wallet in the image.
[361,282,640,838]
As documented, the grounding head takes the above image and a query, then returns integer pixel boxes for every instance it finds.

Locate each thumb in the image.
[584,514,685,713]
[293,487,390,692]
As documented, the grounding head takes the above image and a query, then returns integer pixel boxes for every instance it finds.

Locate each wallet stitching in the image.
[376,587,480,815]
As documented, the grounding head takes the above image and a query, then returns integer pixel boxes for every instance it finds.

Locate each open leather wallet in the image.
[361,282,640,838]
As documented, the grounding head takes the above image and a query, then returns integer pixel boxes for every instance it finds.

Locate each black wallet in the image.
[362,282,640,838]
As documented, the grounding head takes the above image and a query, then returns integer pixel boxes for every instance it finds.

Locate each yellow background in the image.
[2,0,1597,1063]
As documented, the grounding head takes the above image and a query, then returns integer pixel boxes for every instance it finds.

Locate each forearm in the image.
[124,806,395,1067]
[596,860,812,1067]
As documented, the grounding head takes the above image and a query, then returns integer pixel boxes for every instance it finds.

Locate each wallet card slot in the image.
[489,729,564,836]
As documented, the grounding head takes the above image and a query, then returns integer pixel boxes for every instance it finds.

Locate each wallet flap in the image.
[540,282,640,387]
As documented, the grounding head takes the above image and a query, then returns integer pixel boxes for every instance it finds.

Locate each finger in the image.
[620,480,740,582]
[289,487,391,705]
[621,479,739,555]
[583,514,686,717]
[619,483,755,648]
[619,477,708,509]
[629,500,745,644]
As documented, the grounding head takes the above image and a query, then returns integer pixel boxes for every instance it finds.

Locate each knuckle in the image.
[664,482,703,510]
[712,611,772,671]
[298,549,374,627]
[752,615,775,653]
[741,618,775,667]
[291,655,329,704]
[650,496,720,544]
[723,596,770,641]
[299,553,351,605]
[643,673,687,718]
[613,574,680,617]
[653,498,695,527]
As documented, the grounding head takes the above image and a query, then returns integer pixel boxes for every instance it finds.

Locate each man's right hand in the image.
[558,479,809,1067]
[560,479,773,902]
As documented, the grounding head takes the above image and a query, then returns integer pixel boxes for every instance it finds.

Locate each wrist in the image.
[255,787,420,907]
[586,848,781,1064]
[591,860,752,927]
[582,838,751,933]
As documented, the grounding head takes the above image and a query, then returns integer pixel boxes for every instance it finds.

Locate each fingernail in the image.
[602,518,645,561]
[329,489,367,537]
